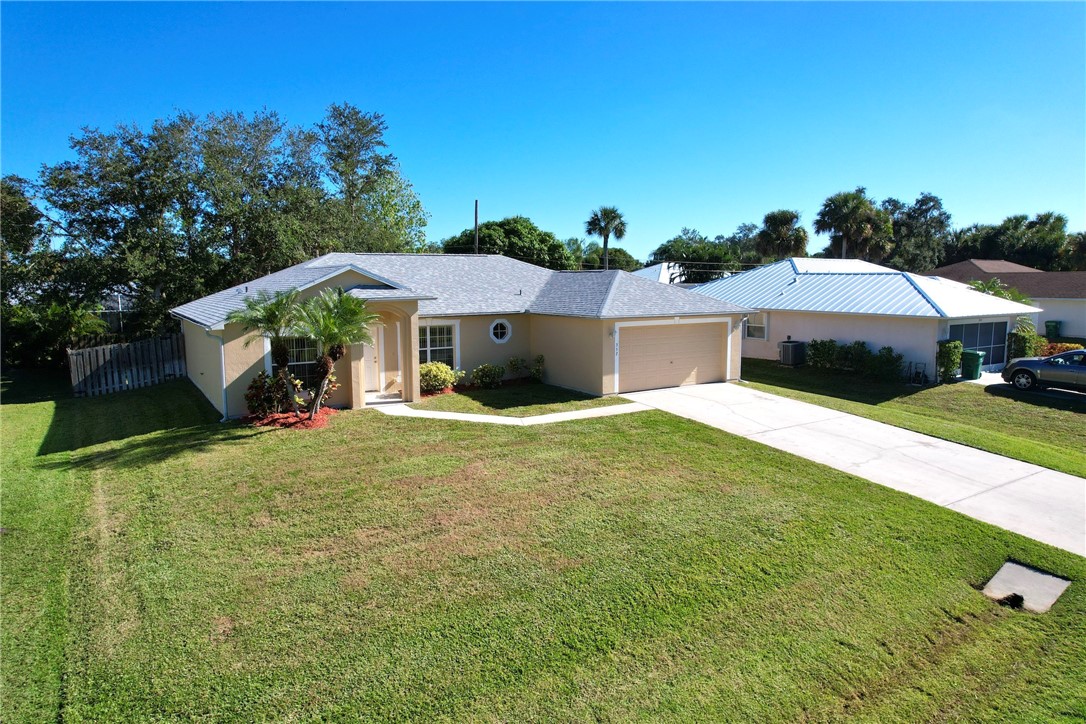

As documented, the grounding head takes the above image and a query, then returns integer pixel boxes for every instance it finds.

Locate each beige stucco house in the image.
[171,253,750,418]
[694,258,1040,378]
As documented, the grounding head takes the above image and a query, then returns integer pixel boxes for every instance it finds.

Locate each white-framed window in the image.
[419,324,456,367]
[745,312,767,340]
[489,318,512,344]
[273,337,321,389]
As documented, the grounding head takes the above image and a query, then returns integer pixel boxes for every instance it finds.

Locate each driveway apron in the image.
[623,383,1085,557]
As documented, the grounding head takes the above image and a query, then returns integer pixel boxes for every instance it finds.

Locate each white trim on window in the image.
[263,336,273,375]
[745,312,768,340]
[418,318,460,370]
[489,318,512,344]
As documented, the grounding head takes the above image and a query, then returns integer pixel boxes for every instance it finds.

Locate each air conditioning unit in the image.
[779,340,806,367]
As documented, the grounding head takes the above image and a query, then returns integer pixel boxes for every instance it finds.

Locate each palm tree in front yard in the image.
[293,288,381,418]
[226,289,302,415]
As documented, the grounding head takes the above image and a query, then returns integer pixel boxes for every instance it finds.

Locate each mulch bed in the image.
[245,407,338,430]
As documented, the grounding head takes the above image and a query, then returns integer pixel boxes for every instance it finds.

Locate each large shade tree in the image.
[813,188,893,261]
[585,206,627,271]
[755,210,809,261]
[649,227,740,283]
[293,288,381,418]
[881,193,951,272]
[225,290,302,415]
[442,216,575,270]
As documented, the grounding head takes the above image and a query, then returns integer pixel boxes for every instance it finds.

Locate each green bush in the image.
[806,339,838,369]
[419,361,464,393]
[836,340,873,372]
[1007,332,1046,360]
[507,357,526,375]
[869,346,905,382]
[936,340,963,383]
[472,363,506,389]
[244,371,304,416]
[529,354,545,383]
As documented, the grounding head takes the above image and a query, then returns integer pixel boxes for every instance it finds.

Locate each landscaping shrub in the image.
[507,357,526,375]
[936,340,963,383]
[245,371,304,416]
[807,339,838,369]
[530,354,545,383]
[836,340,873,373]
[1039,342,1084,357]
[472,363,505,389]
[419,361,464,393]
[1007,332,1047,359]
[869,346,905,382]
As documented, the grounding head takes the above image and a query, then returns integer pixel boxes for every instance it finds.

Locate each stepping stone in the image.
[982,561,1071,613]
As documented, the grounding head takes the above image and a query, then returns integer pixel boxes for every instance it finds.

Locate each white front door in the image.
[362,339,380,392]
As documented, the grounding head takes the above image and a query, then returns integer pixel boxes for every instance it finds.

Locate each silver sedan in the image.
[1001,350,1086,392]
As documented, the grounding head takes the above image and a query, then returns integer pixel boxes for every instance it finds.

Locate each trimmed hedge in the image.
[803,339,904,381]
[420,362,465,394]
[936,340,963,383]
[471,363,506,389]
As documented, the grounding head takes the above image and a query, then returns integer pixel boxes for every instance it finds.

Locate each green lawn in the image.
[3,370,1085,721]
[741,359,1086,478]
[408,383,628,417]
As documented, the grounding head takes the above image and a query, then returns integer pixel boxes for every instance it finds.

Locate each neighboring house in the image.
[171,253,750,418]
[632,262,683,284]
[694,258,1040,376]
[930,259,1086,339]
[631,262,725,288]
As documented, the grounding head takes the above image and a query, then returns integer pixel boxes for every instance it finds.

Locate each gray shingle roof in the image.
[530,271,749,318]
[171,253,748,329]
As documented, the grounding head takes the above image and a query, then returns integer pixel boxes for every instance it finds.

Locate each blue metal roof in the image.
[694,259,1040,319]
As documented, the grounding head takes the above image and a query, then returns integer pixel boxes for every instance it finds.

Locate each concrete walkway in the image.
[623,383,1085,557]
[375,401,651,426]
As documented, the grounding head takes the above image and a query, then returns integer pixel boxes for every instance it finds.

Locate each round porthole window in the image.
[490,319,511,344]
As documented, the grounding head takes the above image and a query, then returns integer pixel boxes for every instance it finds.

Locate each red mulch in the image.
[245,406,338,430]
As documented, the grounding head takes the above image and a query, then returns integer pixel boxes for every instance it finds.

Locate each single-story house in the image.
[930,259,1086,339]
[631,262,724,288]
[171,253,750,417]
[693,258,1040,376]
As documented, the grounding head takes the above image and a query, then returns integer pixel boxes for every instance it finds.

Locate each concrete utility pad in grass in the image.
[982,562,1071,613]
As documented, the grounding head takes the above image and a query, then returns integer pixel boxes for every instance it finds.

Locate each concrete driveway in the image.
[623,383,1085,557]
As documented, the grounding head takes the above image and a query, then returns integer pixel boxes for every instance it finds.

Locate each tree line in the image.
[1,104,430,365]
[3,103,1082,368]
[647,187,1084,284]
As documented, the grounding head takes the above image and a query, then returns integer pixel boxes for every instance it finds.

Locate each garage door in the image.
[617,323,725,393]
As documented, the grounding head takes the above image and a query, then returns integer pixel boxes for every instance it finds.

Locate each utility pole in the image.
[474,200,479,255]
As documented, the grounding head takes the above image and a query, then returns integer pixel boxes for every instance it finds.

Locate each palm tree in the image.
[585,206,627,271]
[293,288,381,418]
[226,290,302,414]
[813,188,893,260]
[755,210,809,261]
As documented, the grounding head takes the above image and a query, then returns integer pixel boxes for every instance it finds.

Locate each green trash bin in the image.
[1045,320,1062,338]
[960,350,985,380]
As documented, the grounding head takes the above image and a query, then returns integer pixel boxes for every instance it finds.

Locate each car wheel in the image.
[1011,370,1036,391]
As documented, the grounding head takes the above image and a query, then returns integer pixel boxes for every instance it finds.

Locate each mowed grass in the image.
[741,359,1086,478]
[408,383,628,417]
[3,370,1085,721]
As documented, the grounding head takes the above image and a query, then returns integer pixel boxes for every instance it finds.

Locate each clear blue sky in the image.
[2,2,1083,260]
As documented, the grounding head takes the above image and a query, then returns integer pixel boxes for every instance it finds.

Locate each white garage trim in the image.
[613,316,733,394]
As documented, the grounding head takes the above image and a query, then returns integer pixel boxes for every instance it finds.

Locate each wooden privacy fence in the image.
[67,334,187,397]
